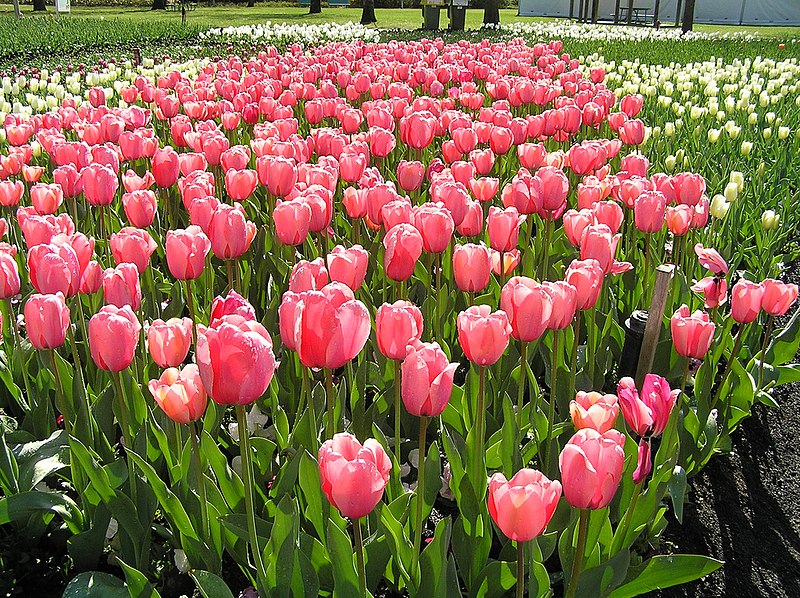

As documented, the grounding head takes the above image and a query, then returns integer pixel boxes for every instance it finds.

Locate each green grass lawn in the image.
[2,5,799,36]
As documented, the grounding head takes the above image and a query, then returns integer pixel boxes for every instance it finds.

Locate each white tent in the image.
[518,0,800,26]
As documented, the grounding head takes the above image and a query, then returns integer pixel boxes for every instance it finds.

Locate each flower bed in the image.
[0,33,799,597]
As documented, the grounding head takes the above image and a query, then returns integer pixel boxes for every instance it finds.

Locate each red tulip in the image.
[487,469,562,542]
[383,223,423,282]
[401,339,458,417]
[318,432,392,519]
[147,317,193,368]
[670,304,715,358]
[110,227,158,273]
[196,314,276,405]
[376,301,424,361]
[88,304,141,372]
[559,428,625,509]
[148,364,207,425]
[327,244,369,291]
[24,292,70,350]
[457,304,512,366]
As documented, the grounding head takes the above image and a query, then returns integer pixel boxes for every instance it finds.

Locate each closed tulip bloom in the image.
[563,209,594,247]
[274,199,312,246]
[147,317,193,368]
[31,184,64,215]
[110,227,158,273]
[383,223,423,282]
[542,280,578,330]
[148,364,207,425]
[295,283,371,370]
[633,439,652,485]
[0,180,24,207]
[535,167,570,217]
[414,202,454,254]
[580,224,620,274]
[487,469,562,542]
[152,146,181,188]
[401,339,458,417]
[376,301,424,361]
[666,205,693,236]
[691,276,727,309]
[0,252,20,299]
[209,290,256,328]
[491,249,521,277]
[592,201,624,234]
[456,199,483,237]
[208,204,257,260]
[165,226,211,281]
[730,280,764,324]
[397,160,425,193]
[89,305,141,372]
[569,391,619,433]
[327,244,369,291]
[559,428,626,509]
[103,263,142,311]
[196,314,277,405]
[122,190,158,228]
[761,279,800,316]
[24,292,70,350]
[565,259,604,311]
[257,155,297,198]
[457,304,512,366]
[318,432,392,519]
[670,304,715,358]
[694,244,728,275]
[500,277,553,342]
[634,191,667,233]
[487,206,525,253]
[28,242,81,297]
[79,260,103,295]
[617,375,678,438]
[225,169,258,202]
[289,258,329,293]
[81,163,119,207]
[453,243,492,293]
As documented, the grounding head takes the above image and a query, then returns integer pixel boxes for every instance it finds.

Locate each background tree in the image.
[681,0,696,32]
[33,0,46,11]
[361,0,376,24]
[310,0,322,14]
[152,0,166,10]
[483,0,500,25]
[12,0,21,17]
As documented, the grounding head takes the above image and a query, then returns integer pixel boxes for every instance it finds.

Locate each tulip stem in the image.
[540,218,553,280]
[570,311,581,397]
[516,541,526,598]
[353,517,367,598]
[111,370,137,505]
[4,299,34,413]
[643,234,651,306]
[471,366,487,495]
[544,329,559,476]
[226,259,235,293]
[516,342,527,437]
[587,306,597,387]
[190,419,211,543]
[757,315,774,391]
[610,479,644,555]
[50,350,68,434]
[326,368,335,438]
[184,279,199,329]
[236,404,268,592]
[65,315,94,446]
[412,415,427,576]
[394,359,402,461]
[566,509,590,598]
[709,323,747,416]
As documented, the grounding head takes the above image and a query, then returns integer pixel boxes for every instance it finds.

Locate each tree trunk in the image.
[483,0,500,25]
[681,0,695,32]
[12,0,21,18]
[626,0,634,24]
[152,0,166,10]
[309,0,322,14]
[360,0,376,25]
[247,0,255,6]
[591,0,599,22]
[33,0,46,11]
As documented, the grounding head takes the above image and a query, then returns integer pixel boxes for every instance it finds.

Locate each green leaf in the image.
[608,555,723,597]
[325,518,360,598]
[298,450,326,541]
[766,308,800,365]
[576,549,630,597]
[668,466,687,524]
[469,560,517,598]
[419,517,452,598]
[192,570,236,598]
[13,430,69,492]
[0,490,83,529]
[379,501,414,588]
[63,571,128,598]
[117,558,161,598]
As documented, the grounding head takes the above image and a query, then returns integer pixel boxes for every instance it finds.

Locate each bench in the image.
[166,1,197,11]
[298,0,351,6]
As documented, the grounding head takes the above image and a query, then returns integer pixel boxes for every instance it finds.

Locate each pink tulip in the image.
[559,428,626,509]
[209,290,255,328]
[617,375,678,438]
[761,279,799,316]
[563,209,593,247]
[569,391,619,433]
[225,169,258,202]
[80,261,103,295]
[81,163,119,207]
[294,283,371,370]
[88,304,141,372]
[147,317,193,368]
[318,432,392,519]
[670,304,715,359]
[103,263,142,311]
[634,191,666,233]
[633,439,652,485]
[122,190,158,228]
[487,469,562,542]
[580,224,621,274]
[383,223,423,282]
[110,227,158,274]
[289,258,329,293]
[0,180,24,207]
[24,292,70,350]
[500,277,553,342]
[542,281,578,330]
[376,301,424,361]
[397,160,425,193]
[31,184,64,215]
[327,244,369,291]
[691,276,727,309]
[274,199,312,246]
[196,314,276,405]
[401,339,458,417]
[457,304,512,366]
[730,280,763,324]
[27,242,81,297]
[565,259,604,311]
[490,248,521,277]
[0,252,20,299]
[207,204,257,260]
[487,206,525,253]
[165,226,211,281]
[148,364,207,425]
[694,244,728,275]
[414,203,454,254]
[453,243,492,293]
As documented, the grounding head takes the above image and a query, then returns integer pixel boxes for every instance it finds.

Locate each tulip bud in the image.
[761,209,780,230]
[723,182,739,203]
[709,195,730,219]
[665,155,676,172]
[740,141,753,156]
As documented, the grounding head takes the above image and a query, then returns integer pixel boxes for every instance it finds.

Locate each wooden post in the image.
[635,264,675,388]
[12,0,21,18]
[653,0,661,25]
[614,0,621,23]
[675,0,683,27]
[681,0,696,32]
[626,0,634,24]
